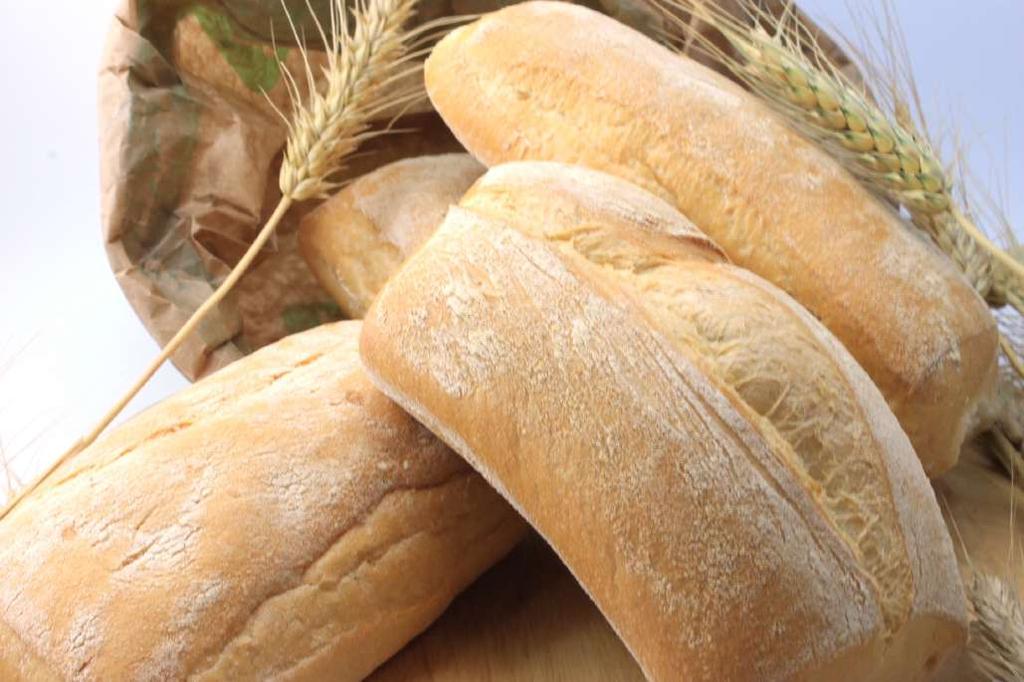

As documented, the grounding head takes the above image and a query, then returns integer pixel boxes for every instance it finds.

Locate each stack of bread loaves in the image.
[358,160,968,681]
[2,1,1013,680]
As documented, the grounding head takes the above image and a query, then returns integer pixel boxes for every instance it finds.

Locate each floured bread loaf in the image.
[360,161,967,681]
[369,532,647,682]
[423,0,998,477]
[0,321,525,681]
[299,154,484,318]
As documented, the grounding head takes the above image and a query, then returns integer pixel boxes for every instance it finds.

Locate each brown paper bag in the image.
[98,0,858,380]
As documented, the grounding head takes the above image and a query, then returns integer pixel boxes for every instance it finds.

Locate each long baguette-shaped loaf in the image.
[299,154,484,318]
[0,321,525,681]
[423,1,997,477]
[360,161,967,681]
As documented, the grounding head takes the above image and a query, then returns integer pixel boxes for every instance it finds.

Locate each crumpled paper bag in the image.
[98,0,859,381]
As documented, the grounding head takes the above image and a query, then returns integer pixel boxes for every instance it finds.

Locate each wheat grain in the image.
[648,2,1019,301]
[942,476,1024,681]
[651,0,1024,483]
[968,573,1024,681]
[0,0,429,523]
[649,0,1024,381]
[662,4,1024,663]
[277,0,427,200]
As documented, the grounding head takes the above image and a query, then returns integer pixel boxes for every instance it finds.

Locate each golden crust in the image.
[423,1,998,476]
[299,154,484,318]
[361,162,966,681]
[0,321,524,681]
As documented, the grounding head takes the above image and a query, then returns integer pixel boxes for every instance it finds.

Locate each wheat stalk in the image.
[968,573,1024,681]
[673,5,1024,668]
[276,0,435,201]
[940,468,1024,682]
[649,0,1024,379]
[0,0,436,523]
[1,437,20,506]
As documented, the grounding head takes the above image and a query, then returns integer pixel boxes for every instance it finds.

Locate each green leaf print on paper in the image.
[192,5,287,92]
[282,302,344,334]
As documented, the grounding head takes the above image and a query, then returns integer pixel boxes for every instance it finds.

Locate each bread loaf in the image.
[369,532,646,681]
[360,161,967,681]
[299,154,484,318]
[0,321,525,681]
[423,1,998,477]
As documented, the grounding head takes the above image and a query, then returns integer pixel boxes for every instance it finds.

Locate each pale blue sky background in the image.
[800,0,1024,230]
[0,1,1020,491]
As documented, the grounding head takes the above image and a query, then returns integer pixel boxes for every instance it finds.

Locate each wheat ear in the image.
[649,0,1024,377]
[968,574,1024,681]
[943,486,1024,680]
[0,0,430,522]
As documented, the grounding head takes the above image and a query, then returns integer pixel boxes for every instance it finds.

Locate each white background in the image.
[0,1,1021,494]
